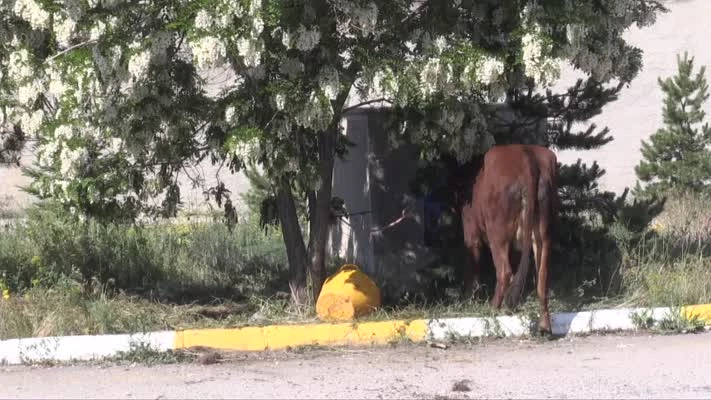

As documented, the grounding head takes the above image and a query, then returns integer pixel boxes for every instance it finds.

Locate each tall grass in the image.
[618,192,711,307]
[0,202,297,339]
[0,203,288,300]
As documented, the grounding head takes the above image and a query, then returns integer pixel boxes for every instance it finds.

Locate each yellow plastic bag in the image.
[316,264,381,321]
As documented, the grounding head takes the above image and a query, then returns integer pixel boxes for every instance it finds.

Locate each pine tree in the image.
[635,52,711,198]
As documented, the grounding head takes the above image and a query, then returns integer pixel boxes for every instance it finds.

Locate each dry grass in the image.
[0,286,315,339]
[620,192,711,307]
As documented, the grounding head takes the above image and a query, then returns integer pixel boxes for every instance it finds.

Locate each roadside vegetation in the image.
[2,188,711,339]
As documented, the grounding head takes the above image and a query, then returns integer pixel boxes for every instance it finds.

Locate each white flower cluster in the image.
[405,104,492,163]
[7,49,35,82]
[333,1,379,37]
[126,31,174,81]
[521,28,561,87]
[12,0,50,30]
[19,109,44,136]
[103,137,124,156]
[248,0,261,16]
[318,66,340,100]
[283,25,321,52]
[35,124,90,181]
[237,37,262,68]
[421,33,448,55]
[3,49,47,138]
[51,0,87,48]
[46,65,67,99]
[232,136,260,160]
[565,23,587,48]
[419,57,454,97]
[295,91,333,131]
[89,20,107,41]
[16,81,42,106]
[251,15,264,36]
[36,139,59,169]
[59,144,89,176]
[128,48,151,81]
[437,108,465,135]
[194,9,214,30]
[7,48,44,107]
[53,14,77,48]
[461,55,505,91]
[478,57,506,86]
[226,1,245,20]
[191,35,227,70]
[194,7,234,30]
[369,68,397,99]
[274,93,286,111]
[225,105,236,123]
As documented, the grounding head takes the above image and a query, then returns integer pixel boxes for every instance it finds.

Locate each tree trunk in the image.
[307,126,338,302]
[275,177,309,305]
[307,190,317,238]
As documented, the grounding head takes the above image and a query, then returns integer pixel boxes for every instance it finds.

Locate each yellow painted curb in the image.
[681,303,711,324]
[174,319,428,351]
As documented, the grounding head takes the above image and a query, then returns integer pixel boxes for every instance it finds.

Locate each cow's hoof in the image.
[537,321,553,339]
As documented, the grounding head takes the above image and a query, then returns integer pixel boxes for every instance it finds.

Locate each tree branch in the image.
[343,98,393,114]
[45,40,99,64]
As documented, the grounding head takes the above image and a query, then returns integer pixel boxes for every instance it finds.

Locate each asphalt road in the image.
[3,332,711,399]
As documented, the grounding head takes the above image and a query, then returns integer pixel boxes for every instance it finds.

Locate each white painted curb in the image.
[0,305,696,365]
[0,331,175,365]
[426,306,674,342]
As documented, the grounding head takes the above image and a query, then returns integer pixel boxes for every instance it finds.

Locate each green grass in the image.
[0,202,289,301]
[2,191,711,340]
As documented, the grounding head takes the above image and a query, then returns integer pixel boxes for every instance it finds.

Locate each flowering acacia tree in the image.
[0,0,666,303]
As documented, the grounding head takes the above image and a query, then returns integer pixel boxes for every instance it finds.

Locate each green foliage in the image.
[241,164,279,231]
[240,162,310,232]
[0,125,26,166]
[0,202,288,302]
[635,51,711,198]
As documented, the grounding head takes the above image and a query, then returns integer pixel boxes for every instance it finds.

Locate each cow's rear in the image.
[460,144,558,334]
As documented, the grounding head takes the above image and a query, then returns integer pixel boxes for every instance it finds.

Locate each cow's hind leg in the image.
[463,241,482,300]
[535,227,552,335]
[535,185,554,335]
[489,241,513,310]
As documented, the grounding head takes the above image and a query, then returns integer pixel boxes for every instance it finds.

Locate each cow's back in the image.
[464,144,557,246]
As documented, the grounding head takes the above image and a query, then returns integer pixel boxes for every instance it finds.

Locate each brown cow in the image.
[457,144,559,335]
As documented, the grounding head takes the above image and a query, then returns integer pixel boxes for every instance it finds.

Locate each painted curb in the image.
[1,304,710,365]
[0,331,175,365]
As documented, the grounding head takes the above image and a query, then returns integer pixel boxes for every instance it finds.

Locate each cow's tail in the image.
[506,166,537,309]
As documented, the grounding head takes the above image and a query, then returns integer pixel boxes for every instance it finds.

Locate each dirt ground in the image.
[2,331,711,399]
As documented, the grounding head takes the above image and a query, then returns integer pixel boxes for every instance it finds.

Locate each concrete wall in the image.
[329,113,376,273]
[329,110,438,295]
[554,0,711,195]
